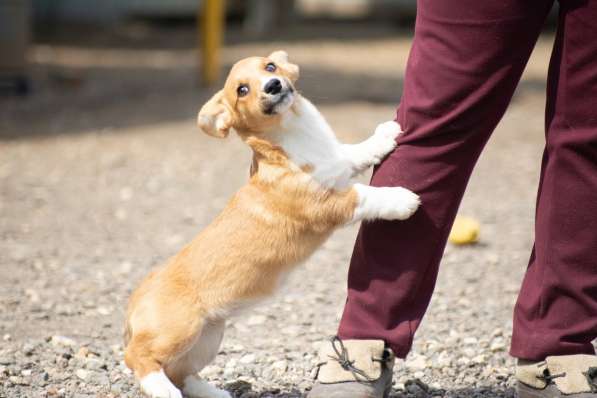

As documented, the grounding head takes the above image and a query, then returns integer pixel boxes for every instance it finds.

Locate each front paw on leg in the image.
[377,187,420,220]
[370,120,403,164]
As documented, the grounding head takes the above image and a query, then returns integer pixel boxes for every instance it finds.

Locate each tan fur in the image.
[125,137,357,386]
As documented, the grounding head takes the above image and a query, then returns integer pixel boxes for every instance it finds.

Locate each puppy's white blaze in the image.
[140,369,182,398]
[265,96,353,189]
[351,183,421,223]
[183,376,231,398]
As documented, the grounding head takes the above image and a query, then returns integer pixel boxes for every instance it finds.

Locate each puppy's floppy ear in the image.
[197,90,233,138]
[268,50,299,83]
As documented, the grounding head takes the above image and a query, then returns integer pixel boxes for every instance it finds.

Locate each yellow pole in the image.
[200,0,225,85]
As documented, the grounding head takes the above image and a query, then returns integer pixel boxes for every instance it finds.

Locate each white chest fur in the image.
[262,97,354,189]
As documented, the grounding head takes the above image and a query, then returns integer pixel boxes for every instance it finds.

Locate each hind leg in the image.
[165,318,230,398]
[125,310,205,398]
[125,332,185,398]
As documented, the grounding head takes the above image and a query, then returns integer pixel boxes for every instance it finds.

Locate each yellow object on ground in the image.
[448,216,480,245]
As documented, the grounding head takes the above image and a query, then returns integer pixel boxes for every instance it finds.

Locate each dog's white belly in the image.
[310,158,354,189]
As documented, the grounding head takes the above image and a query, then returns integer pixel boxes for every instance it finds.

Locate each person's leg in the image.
[337,0,554,358]
[511,0,597,361]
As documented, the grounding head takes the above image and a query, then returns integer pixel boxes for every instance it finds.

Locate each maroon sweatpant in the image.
[337,0,597,361]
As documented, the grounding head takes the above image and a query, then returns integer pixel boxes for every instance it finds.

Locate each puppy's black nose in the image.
[264,78,282,95]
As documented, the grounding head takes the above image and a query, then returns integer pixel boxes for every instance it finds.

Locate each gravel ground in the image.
[0,22,578,398]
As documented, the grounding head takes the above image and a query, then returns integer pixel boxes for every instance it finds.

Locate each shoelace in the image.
[325,336,386,383]
[534,363,597,393]
[536,365,566,384]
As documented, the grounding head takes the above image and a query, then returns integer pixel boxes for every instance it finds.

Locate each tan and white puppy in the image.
[124,51,420,398]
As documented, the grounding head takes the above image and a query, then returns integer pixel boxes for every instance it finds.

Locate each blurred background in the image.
[0,0,425,137]
[1,1,561,397]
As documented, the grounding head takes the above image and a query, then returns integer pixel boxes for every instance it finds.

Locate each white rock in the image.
[436,351,452,368]
[490,340,506,352]
[280,326,300,335]
[115,208,127,221]
[271,360,288,373]
[463,348,476,357]
[472,354,486,364]
[119,186,133,201]
[119,261,133,275]
[84,358,105,370]
[200,365,222,378]
[97,306,112,315]
[50,335,76,347]
[232,323,249,333]
[463,337,478,345]
[239,354,256,364]
[491,328,504,337]
[406,355,427,370]
[247,315,267,326]
[457,357,471,366]
[25,288,40,303]
[76,369,89,380]
[486,253,500,265]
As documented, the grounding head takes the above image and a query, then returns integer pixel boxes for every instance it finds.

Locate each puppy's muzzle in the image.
[264,78,282,95]
[261,78,295,115]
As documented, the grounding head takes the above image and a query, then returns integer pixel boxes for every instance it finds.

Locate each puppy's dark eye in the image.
[265,62,276,72]
[237,85,249,97]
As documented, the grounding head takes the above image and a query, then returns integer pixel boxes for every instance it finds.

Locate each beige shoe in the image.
[307,336,395,398]
[516,355,597,397]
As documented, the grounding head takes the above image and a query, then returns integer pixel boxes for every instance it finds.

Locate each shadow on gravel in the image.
[225,380,303,397]
[34,21,415,50]
[0,23,547,141]
[387,379,516,398]
[443,387,517,398]
[0,57,547,141]
[0,62,405,140]
[223,378,517,398]
[220,385,517,398]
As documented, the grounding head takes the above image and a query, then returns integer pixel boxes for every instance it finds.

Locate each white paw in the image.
[374,120,403,139]
[183,376,231,398]
[140,370,183,398]
[377,186,420,220]
[352,184,420,222]
[370,120,402,163]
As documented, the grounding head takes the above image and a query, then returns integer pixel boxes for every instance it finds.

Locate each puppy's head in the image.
[197,51,299,138]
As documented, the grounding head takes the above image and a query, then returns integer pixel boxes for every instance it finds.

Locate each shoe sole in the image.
[383,385,391,398]
[517,382,560,398]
